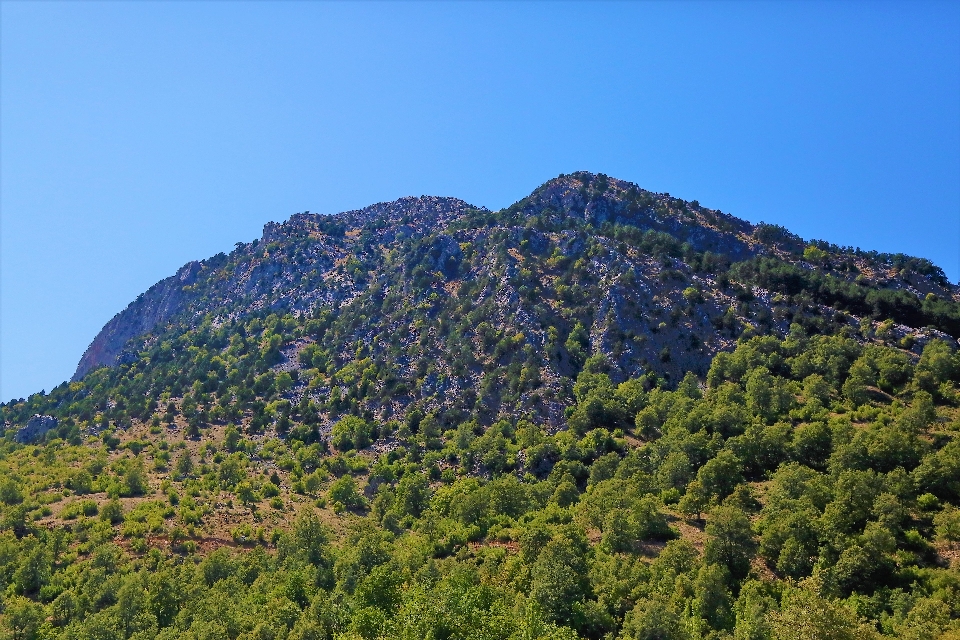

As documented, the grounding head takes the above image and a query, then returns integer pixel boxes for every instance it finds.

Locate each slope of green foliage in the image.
[4,326,960,639]
[730,257,960,336]
[4,173,960,638]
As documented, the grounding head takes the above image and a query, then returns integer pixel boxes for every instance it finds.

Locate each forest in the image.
[4,314,960,639]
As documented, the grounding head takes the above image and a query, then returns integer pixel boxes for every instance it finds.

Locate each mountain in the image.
[3,172,960,640]
[69,172,959,428]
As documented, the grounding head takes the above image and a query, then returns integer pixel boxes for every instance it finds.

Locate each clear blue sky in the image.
[2,1,959,402]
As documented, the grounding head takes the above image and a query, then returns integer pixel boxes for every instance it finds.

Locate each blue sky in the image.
[2,1,958,402]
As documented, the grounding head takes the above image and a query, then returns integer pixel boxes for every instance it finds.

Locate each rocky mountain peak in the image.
[68,173,959,428]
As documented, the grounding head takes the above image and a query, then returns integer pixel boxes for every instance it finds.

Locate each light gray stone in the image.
[15,414,57,444]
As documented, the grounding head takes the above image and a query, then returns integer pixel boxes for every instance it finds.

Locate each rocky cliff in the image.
[69,172,959,425]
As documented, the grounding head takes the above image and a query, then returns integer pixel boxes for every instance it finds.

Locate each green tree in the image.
[565,322,589,369]
[601,509,634,553]
[235,481,257,504]
[292,509,330,567]
[842,360,874,407]
[0,478,23,505]
[530,530,590,625]
[124,455,149,496]
[224,424,241,452]
[622,595,686,640]
[174,449,194,479]
[12,541,51,595]
[395,472,430,518]
[697,450,744,501]
[705,505,756,584]
[100,498,125,524]
[693,563,734,631]
[915,339,956,392]
[331,415,372,452]
[219,453,246,488]
[2,595,43,640]
[803,373,833,405]
[733,579,777,640]
[115,573,158,638]
[934,505,960,543]
[770,583,878,640]
[329,475,364,510]
[551,480,580,508]
[679,479,710,521]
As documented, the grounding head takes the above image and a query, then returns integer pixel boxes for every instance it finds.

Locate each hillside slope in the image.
[69,172,960,429]
[4,172,960,640]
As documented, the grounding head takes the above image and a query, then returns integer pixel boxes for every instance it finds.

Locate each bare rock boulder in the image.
[15,415,57,444]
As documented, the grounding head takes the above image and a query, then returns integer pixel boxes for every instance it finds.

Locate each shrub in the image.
[329,475,364,510]
[100,499,124,524]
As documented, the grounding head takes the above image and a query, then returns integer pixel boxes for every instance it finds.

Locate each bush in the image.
[935,505,960,543]
[329,475,365,510]
[100,499,124,524]
[62,500,98,520]
[0,478,24,505]
[331,416,372,452]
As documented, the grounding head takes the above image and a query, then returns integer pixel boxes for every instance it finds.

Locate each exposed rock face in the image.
[72,197,480,380]
[15,414,57,444]
[70,172,959,412]
[72,262,202,380]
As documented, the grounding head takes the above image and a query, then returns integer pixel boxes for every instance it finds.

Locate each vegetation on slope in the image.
[4,323,960,638]
[66,172,960,427]
[3,172,960,639]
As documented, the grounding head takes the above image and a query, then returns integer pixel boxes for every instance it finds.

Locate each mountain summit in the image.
[70,172,958,427]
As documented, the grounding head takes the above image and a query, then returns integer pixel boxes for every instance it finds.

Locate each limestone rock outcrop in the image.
[15,414,57,444]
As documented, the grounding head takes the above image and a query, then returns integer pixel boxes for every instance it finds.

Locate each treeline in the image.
[729,257,960,337]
